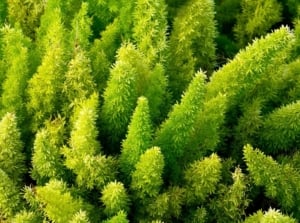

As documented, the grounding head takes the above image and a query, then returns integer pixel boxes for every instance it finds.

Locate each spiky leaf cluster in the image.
[234,0,283,46]
[184,153,222,205]
[244,208,296,223]
[155,71,206,181]
[133,0,168,64]
[101,181,130,216]
[244,144,300,211]
[31,117,66,184]
[131,147,164,199]
[120,96,153,181]
[0,0,300,222]
[0,26,32,123]
[35,179,87,223]
[167,0,216,99]
[0,113,25,183]
[27,8,68,130]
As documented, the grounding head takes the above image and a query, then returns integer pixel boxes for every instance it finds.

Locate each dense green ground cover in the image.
[0,0,300,222]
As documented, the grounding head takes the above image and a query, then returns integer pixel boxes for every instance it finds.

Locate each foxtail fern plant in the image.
[0,113,25,184]
[120,97,153,183]
[234,0,282,47]
[35,179,88,223]
[0,26,32,126]
[244,208,297,223]
[131,147,164,199]
[27,7,68,131]
[259,100,300,154]
[0,169,22,219]
[154,71,206,182]
[63,93,117,189]
[184,153,222,205]
[167,0,216,99]
[100,181,130,217]
[133,0,168,65]
[31,117,66,184]
[244,144,300,216]
[101,43,141,149]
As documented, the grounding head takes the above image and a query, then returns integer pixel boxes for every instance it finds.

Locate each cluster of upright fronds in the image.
[0,0,300,222]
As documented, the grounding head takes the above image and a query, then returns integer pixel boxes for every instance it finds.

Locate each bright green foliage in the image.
[277,59,300,104]
[186,94,227,161]
[207,27,294,104]
[101,181,129,216]
[243,144,300,211]
[89,18,121,93]
[0,26,32,123]
[133,0,168,65]
[167,0,216,99]
[36,0,81,50]
[280,150,300,171]
[131,147,164,199]
[64,94,117,189]
[12,211,43,223]
[0,169,22,219]
[31,117,66,184]
[23,186,42,214]
[259,101,300,153]
[233,98,263,150]
[230,58,300,153]
[103,210,129,223]
[7,0,44,38]
[147,193,169,220]
[101,43,167,137]
[1,0,300,221]
[0,113,25,183]
[234,0,282,47]
[70,210,90,223]
[120,97,152,181]
[143,63,169,124]
[27,8,68,131]
[36,179,86,223]
[72,154,117,190]
[184,153,222,205]
[147,186,185,221]
[118,0,135,39]
[211,167,249,222]
[166,186,185,219]
[101,43,140,148]
[36,0,63,53]
[154,71,206,182]
[66,93,101,158]
[244,208,297,223]
[70,2,92,51]
[64,2,95,112]
[63,49,96,113]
